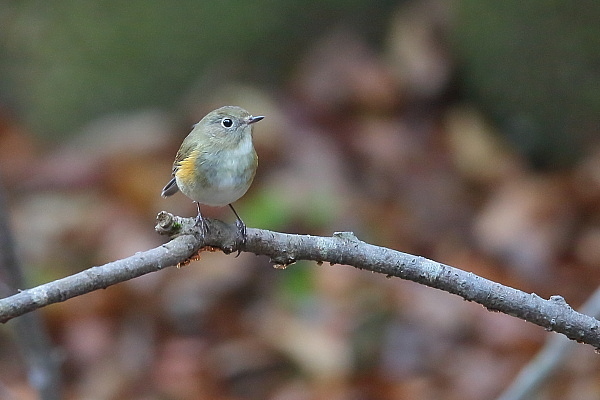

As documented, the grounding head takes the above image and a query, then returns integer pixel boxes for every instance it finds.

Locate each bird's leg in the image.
[194,202,209,236]
[228,204,246,256]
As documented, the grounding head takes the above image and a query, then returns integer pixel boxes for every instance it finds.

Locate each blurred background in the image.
[0,0,599,399]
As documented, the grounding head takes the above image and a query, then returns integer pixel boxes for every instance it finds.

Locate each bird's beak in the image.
[247,115,264,124]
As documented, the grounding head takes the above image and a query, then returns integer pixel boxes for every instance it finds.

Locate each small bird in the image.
[161,106,263,243]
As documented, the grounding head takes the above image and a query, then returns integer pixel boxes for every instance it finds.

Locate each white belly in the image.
[176,136,256,206]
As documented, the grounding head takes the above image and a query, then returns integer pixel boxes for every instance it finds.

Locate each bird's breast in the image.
[175,136,257,206]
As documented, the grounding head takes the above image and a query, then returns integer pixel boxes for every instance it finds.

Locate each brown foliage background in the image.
[1,1,599,399]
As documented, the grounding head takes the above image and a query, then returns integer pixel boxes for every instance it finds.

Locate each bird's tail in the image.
[161,177,179,197]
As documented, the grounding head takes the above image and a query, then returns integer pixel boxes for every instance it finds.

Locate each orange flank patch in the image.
[175,149,199,185]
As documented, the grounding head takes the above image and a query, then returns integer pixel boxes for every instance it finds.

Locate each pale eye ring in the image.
[221,118,233,128]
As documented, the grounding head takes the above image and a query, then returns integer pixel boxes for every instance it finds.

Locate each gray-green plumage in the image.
[161,106,263,239]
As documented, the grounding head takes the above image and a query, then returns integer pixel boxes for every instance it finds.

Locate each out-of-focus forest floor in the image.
[1,1,599,399]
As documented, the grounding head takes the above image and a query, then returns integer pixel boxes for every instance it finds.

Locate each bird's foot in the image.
[234,219,247,257]
[195,214,209,236]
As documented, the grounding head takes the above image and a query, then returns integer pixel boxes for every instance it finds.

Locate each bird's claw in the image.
[234,219,247,257]
[195,214,209,236]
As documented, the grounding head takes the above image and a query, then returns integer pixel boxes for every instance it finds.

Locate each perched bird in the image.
[161,106,263,242]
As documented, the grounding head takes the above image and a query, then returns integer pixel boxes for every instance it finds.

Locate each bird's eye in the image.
[221,118,233,128]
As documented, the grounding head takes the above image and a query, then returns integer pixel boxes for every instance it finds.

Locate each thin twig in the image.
[0,211,599,350]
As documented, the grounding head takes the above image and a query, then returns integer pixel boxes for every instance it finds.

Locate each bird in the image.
[161,106,263,244]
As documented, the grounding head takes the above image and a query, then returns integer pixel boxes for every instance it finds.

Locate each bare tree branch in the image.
[1,211,599,350]
[496,286,600,400]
